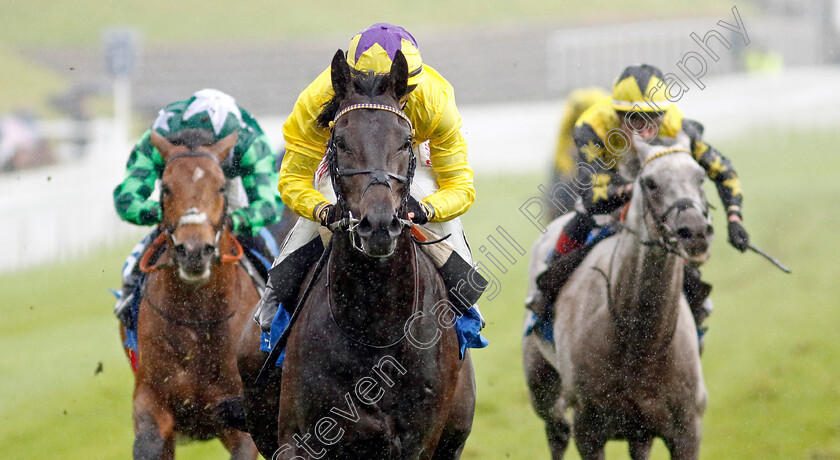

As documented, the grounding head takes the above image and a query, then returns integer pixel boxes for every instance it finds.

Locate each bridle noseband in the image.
[326,102,417,255]
[147,150,239,268]
[635,147,710,255]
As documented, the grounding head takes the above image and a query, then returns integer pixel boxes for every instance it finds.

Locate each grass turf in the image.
[0,127,837,458]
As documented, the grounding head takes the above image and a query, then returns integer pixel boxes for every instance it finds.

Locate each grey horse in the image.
[523,133,711,459]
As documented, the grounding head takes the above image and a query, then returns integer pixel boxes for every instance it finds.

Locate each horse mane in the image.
[316,71,393,129]
[165,128,217,150]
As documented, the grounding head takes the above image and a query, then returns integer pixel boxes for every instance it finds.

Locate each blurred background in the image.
[1,1,838,458]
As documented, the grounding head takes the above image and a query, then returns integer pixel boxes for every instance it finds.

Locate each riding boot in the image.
[683,264,713,354]
[255,237,325,333]
[530,212,594,315]
[113,228,160,326]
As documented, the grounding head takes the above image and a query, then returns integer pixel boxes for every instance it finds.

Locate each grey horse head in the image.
[632,131,714,264]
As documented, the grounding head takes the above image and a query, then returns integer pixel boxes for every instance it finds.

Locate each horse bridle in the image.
[325,102,417,254]
[635,147,711,255]
[141,150,241,272]
[162,151,232,257]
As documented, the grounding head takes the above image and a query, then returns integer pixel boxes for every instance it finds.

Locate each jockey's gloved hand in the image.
[727,217,749,252]
[317,203,340,228]
[618,183,634,201]
[406,196,430,225]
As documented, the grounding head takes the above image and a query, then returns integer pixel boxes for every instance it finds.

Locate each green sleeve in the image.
[229,133,284,235]
[113,130,164,226]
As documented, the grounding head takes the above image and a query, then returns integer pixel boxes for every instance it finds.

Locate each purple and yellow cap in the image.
[347,23,424,86]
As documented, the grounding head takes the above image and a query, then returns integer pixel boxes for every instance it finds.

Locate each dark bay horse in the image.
[523,133,709,459]
[124,129,259,459]
[237,50,475,459]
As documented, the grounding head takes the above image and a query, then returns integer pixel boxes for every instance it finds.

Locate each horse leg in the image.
[628,437,654,460]
[663,417,702,460]
[572,406,607,460]
[523,335,570,459]
[236,314,282,458]
[219,428,259,460]
[432,351,476,460]
[132,384,175,460]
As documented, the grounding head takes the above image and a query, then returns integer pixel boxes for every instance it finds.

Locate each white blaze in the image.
[192,166,205,182]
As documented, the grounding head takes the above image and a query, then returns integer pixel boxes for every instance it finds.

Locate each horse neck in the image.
[609,191,684,351]
[329,232,416,336]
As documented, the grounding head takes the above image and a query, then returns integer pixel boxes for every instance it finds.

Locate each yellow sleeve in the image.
[410,66,475,222]
[554,106,578,174]
[279,68,334,221]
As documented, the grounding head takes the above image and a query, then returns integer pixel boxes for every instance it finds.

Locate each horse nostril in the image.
[388,216,402,235]
[357,216,374,237]
[174,245,187,258]
[676,227,693,239]
[706,224,714,236]
[202,244,215,257]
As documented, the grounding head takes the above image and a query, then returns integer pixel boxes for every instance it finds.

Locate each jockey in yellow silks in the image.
[256,23,486,365]
[534,64,750,352]
[549,86,609,215]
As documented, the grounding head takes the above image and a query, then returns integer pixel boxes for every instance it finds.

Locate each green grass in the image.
[1,127,838,459]
[1,0,734,46]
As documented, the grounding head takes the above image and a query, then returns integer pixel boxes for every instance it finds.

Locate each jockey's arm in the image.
[683,119,744,219]
[113,130,165,226]
[278,68,335,222]
[573,123,630,215]
[229,133,285,235]
[421,96,475,222]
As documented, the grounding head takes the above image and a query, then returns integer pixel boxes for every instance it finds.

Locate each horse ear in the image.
[675,130,692,151]
[209,131,239,163]
[331,49,352,99]
[150,131,176,161]
[390,50,409,101]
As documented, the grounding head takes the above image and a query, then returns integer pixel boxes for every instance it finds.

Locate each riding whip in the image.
[747,243,791,274]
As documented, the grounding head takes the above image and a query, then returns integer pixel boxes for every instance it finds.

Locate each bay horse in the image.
[237,50,475,459]
[123,129,259,459]
[523,133,710,459]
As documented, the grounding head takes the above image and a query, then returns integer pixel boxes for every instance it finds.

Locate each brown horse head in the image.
[150,128,238,282]
[325,48,414,257]
[633,132,714,263]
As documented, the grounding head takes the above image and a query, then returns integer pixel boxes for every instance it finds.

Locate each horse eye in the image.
[643,178,658,190]
[219,185,227,194]
[161,184,171,196]
[335,138,348,152]
[402,139,412,151]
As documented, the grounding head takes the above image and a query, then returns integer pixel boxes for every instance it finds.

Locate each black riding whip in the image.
[747,243,791,274]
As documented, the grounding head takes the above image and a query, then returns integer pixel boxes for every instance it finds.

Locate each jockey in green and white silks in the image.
[113,89,284,319]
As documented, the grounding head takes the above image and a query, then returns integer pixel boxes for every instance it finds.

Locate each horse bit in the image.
[326,102,418,256]
[634,147,711,255]
[140,150,240,272]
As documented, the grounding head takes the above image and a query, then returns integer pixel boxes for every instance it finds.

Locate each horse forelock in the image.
[165,128,217,151]
[317,71,397,129]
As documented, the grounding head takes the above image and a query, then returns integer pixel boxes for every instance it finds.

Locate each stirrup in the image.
[114,292,134,326]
